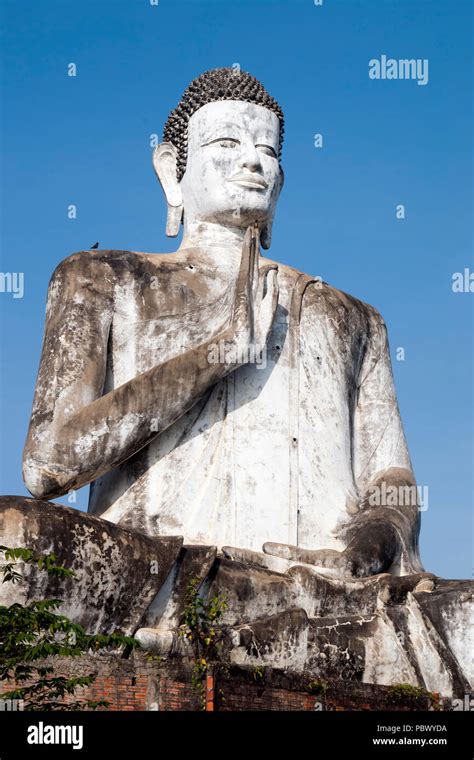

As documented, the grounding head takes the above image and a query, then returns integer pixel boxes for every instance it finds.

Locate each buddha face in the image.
[179,100,284,230]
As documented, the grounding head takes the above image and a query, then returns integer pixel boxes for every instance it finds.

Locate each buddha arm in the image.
[349,308,423,575]
[23,253,242,500]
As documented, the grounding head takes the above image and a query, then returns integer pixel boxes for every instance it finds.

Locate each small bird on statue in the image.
[90,242,99,249]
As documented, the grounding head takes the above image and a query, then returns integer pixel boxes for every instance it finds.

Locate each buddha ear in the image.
[152,143,183,237]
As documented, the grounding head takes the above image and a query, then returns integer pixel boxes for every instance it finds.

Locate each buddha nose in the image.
[239,141,262,173]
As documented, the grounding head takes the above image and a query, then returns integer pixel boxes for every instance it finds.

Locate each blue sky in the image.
[0,0,472,578]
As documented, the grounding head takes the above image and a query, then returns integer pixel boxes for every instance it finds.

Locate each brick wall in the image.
[2,654,443,712]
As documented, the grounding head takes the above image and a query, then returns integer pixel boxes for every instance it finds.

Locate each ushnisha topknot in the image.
[163,67,285,181]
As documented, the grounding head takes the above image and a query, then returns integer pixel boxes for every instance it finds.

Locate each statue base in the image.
[0,497,472,700]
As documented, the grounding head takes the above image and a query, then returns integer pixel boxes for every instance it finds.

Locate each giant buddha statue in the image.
[22,68,421,579]
[3,68,469,696]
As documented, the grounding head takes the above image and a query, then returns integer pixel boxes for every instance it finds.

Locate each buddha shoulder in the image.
[48,249,186,294]
[274,260,385,333]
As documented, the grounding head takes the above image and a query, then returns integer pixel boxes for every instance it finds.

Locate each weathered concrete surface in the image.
[136,544,217,654]
[1,497,471,697]
[22,81,422,578]
[203,559,473,697]
[0,496,182,635]
[12,69,472,699]
[130,548,473,698]
[414,581,474,690]
[22,247,422,575]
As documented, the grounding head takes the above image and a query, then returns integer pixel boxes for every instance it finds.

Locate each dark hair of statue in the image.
[163,67,285,181]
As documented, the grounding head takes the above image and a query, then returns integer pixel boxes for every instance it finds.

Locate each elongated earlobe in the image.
[152,144,183,237]
[166,205,183,237]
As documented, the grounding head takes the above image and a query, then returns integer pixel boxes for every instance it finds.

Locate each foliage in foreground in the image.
[0,545,139,710]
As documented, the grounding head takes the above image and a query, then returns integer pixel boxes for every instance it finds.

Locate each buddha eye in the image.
[256,144,277,158]
[203,137,240,149]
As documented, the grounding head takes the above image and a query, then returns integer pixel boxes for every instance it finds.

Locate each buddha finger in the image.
[232,225,254,323]
[221,545,292,574]
[257,264,278,309]
[263,542,344,569]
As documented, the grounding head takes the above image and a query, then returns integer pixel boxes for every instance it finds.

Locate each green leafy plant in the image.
[178,576,228,709]
[0,545,139,711]
[253,665,265,681]
[385,683,439,710]
[306,678,328,698]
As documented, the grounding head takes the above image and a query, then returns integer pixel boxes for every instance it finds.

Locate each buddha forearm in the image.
[24,225,279,501]
[23,328,240,499]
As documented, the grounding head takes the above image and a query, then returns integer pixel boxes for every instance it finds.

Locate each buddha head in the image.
[153,67,285,249]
